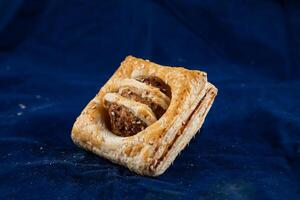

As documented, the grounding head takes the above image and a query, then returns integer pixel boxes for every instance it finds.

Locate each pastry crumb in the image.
[18,104,26,109]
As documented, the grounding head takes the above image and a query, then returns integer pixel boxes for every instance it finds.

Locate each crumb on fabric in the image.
[18,104,26,109]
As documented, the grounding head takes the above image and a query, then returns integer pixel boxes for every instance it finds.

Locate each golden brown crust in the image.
[71,56,217,176]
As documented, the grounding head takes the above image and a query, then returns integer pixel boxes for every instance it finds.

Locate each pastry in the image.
[71,56,217,176]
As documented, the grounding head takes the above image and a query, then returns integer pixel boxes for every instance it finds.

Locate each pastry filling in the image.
[119,88,165,118]
[136,76,172,98]
[105,76,171,137]
[107,103,147,137]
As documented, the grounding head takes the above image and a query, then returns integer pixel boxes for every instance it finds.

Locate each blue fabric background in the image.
[1,0,300,199]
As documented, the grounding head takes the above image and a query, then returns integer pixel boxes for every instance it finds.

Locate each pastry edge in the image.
[150,83,217,176]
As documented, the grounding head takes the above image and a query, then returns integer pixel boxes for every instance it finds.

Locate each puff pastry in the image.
[71,56,217,176]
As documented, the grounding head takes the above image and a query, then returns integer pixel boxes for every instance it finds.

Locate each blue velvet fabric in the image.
[1,0,300,199]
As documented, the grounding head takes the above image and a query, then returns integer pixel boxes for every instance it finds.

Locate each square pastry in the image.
[71,56,217,176]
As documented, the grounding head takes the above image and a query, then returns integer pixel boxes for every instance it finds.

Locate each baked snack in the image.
[71,56,217,176]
